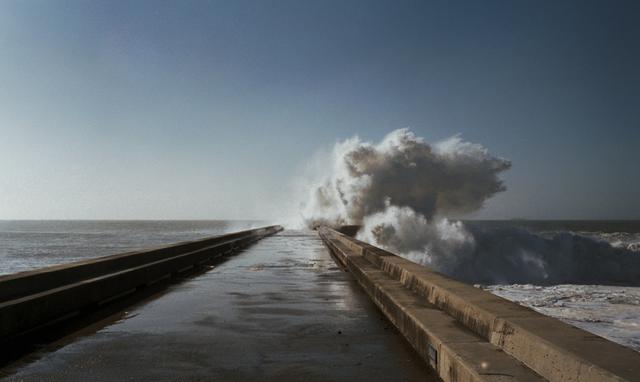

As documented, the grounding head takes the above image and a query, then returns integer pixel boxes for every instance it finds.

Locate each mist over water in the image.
[300,129,640,285]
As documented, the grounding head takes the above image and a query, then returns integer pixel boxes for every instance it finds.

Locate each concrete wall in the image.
[0,225,282,339]
[319,226,640,382]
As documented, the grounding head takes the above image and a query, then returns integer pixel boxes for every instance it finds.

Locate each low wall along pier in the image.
[318,226,640,382]
[0,225,282,342]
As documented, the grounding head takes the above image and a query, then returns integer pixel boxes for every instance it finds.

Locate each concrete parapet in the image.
[0,225,282,340]
[318,226,640,382]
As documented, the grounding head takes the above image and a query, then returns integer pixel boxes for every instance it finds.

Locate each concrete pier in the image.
[1,230,433,381]
[3,227,640,381]
[319,226,640,382]
[0,226,282,342]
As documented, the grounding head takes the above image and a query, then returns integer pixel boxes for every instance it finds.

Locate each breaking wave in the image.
[300,129,640,285]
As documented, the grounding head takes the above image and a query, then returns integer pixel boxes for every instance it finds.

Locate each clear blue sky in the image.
[1,0,638,220]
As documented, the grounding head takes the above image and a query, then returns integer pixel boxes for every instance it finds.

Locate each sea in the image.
[0,219,638,351]
[468,220,640,352]
[0,220,267,276]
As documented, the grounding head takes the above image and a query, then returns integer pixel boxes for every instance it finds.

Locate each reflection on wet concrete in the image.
[3,230,435,381]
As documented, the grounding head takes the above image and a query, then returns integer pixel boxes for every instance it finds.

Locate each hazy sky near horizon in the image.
[1,0,638,220]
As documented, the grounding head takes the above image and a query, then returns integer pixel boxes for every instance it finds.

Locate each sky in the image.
[0,0,638,220]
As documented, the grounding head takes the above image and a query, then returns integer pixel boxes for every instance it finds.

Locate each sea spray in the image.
[300,128,640,285]
[301,129,510,226]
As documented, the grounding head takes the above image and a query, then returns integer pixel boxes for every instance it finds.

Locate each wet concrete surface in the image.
[3,230,435,381]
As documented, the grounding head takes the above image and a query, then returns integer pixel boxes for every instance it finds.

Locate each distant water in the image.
[0,220,267,276]
[465,219,640,234]
[466,220,640,253]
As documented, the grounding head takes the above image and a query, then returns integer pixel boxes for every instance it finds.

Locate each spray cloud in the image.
[301,129,640,285]
[302,129,510,226]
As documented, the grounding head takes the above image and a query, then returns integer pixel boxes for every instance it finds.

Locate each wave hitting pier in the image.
[319,226,640,382]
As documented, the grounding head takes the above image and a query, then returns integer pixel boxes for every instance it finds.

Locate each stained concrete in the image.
[2,230,435,381]
[322,230,545,382]
[320,226,640,382]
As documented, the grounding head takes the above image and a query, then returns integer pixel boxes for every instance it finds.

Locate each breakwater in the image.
[319,226,640,382]
[0,225,282,341]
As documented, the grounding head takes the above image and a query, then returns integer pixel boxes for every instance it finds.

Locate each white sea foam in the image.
[573,231,640,253]
[484,284,640,351]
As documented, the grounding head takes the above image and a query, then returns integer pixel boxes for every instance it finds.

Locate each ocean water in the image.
[466,220,640,253]
[484,284,640,351]
[0,220,266,276]
[469,220,640,352]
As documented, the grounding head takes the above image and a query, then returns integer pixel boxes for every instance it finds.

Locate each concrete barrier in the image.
[318,226,640,382]
[0,225,282,339]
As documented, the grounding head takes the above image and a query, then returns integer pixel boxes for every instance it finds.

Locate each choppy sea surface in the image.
[483,284,640,351]
[1,219,638,351]
[470,220,640,352]
[0,220,266,276]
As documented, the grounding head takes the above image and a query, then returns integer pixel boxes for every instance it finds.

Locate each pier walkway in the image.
[2,230,433,381]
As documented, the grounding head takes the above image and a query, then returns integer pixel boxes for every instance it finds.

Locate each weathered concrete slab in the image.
[324,232,544,382]
[1,230,435,381]
[319,227,640,382]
